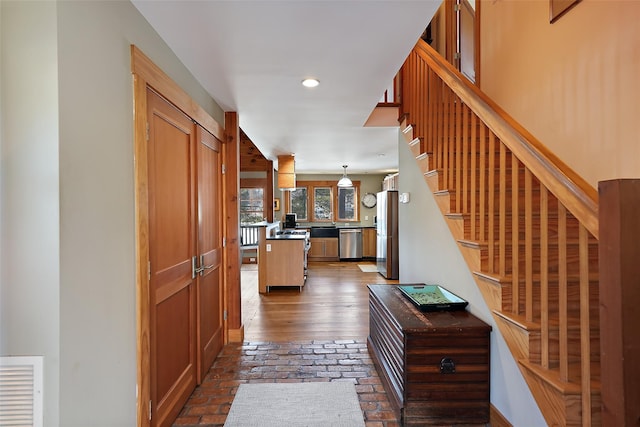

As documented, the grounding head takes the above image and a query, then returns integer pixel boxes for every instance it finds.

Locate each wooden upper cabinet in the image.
[277,155,296,190]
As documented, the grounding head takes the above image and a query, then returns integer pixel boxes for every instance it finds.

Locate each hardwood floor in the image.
[241,261,399,341]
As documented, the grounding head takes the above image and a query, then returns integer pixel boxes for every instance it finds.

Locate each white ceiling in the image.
[132,0,440,174]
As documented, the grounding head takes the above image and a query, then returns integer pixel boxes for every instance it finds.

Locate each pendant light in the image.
[337,165,353,188]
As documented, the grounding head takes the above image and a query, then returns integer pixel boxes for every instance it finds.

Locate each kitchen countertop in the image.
[266,234,307,240]
[296,225,376,229]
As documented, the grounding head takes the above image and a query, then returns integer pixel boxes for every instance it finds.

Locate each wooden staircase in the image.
[398,40,600,426]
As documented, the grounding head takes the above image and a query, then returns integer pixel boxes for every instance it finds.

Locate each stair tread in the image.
[458,238,597,248]
[493,309,541,331]
[461,238,582,249]
[493,309,596,331]
[474,270,600,284]
[445,212,465,219]
[402,124,413,135]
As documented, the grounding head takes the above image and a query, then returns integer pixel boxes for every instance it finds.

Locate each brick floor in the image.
[173,339,400,427]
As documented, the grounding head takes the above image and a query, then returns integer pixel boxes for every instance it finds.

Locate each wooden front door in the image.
[147,89,198,427]
[195,125,223,381]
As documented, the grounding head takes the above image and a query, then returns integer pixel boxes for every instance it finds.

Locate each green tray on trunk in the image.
[398,284,468,312]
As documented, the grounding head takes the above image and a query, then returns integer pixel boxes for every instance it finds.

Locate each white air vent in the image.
[0,356,43,427]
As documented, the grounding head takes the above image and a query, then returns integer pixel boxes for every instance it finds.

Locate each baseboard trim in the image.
[228,325,244,343]
[490,404,512,427]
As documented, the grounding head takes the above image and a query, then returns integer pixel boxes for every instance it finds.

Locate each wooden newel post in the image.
[598,179,640,426]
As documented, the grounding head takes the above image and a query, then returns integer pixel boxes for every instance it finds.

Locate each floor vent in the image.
[0,356,43,427]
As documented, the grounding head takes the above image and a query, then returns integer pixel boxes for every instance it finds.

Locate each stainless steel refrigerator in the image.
[376,190,399,279]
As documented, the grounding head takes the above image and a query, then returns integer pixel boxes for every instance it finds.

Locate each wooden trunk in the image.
[367,284,491,426]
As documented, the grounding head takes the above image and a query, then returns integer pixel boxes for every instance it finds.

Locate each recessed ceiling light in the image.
[302,78,320,88]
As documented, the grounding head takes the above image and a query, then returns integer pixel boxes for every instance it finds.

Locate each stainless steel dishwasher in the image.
[339,228,362,260]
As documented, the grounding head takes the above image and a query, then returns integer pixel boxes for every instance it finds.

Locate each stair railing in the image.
[400,39,599,426]
[378,74,402,105]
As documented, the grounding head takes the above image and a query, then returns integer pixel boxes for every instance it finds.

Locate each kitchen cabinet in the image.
[367,285,491,426]
[308,237,339,261]
[362,228,376,258]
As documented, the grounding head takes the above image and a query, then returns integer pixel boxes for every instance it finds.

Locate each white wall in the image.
[1,2,61,424]
[397,134,546,426]
[2,1,225,426]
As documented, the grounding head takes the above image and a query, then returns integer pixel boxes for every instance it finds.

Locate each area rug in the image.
[357,264,378,273]
[224,382,365,427]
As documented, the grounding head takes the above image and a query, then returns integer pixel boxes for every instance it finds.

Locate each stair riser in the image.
[495,313,601,370]
[528,329,601,367]
[479,244,599,275]
[408,138,422,158]
[437,185,569,213]
[415,152,525,176]
[499,279,600,323]
[483,270,600,315]
[401,122,414,145]
[462,216,587,241]
[519,361,602,427]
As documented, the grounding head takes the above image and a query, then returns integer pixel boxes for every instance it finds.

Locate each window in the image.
[285,180,360,223]
[240,187,264,224]
[337,187,357,221]
[313,187,333,222]
[289,187,308,221]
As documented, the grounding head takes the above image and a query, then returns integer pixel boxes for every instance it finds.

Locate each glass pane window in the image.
[290,187,308,221]
[337,187,357,221]
[314,187,333,221]
[240,187,264,224]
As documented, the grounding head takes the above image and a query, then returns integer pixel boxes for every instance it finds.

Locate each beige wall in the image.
[481,0,640,188]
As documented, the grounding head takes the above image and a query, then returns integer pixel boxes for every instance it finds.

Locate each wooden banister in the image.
[413,41,598,239]
[399,39,601,426]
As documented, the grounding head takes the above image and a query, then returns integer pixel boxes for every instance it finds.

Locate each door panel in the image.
[156,286,192,398]
[147,89,197,427]
[196,126,223,381]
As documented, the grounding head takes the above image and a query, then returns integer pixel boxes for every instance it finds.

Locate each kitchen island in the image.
[259,230,309,293]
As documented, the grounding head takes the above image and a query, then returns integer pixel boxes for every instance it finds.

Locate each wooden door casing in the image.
[133,46,232,427]
[195,125,224,382]
[147,89,197,427]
